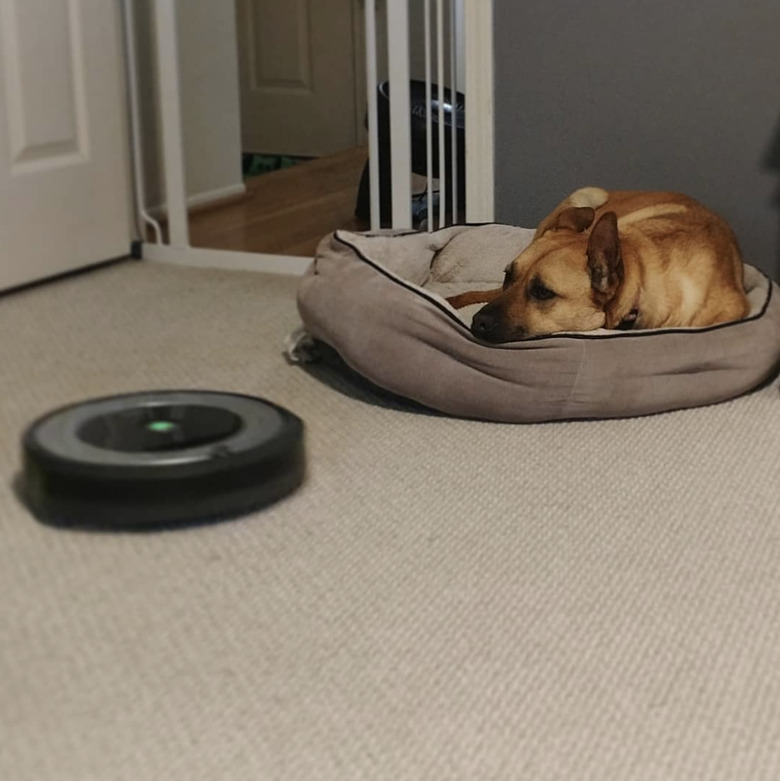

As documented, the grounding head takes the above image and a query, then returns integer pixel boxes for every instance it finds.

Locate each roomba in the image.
[21,390,305,528]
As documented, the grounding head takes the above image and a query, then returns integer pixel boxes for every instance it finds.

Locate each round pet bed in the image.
[295,225,780,423]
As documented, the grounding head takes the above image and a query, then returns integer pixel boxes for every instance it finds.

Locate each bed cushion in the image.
[294,225,780,423]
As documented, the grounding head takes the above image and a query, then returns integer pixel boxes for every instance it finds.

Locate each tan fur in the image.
[447,188,750,342]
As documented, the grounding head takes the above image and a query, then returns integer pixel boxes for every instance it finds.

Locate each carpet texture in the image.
[2,259,780,780]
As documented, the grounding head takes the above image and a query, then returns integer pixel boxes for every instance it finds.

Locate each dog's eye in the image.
[529,279,557,301]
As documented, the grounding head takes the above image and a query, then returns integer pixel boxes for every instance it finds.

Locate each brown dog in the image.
[447,187,750,342]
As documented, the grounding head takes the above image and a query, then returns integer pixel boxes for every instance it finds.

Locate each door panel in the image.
[236,0,358,157]
[0,0,131,291]
[2,0,85,169]
[250,0,311,88]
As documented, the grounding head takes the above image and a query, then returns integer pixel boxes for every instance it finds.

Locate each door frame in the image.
[137,0,493,275]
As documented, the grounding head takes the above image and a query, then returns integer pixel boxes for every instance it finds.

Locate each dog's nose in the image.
[472,309,499,336]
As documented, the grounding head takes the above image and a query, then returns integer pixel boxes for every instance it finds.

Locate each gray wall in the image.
[493,0,780,278]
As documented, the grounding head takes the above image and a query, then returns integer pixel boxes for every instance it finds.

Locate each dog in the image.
[447,187,750,342]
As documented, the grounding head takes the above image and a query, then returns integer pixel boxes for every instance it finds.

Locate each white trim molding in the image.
[464,0,494,223]
[386,0,413,229]
[363,0,380,230]
[142,244,312,276]
[152,0,190,248]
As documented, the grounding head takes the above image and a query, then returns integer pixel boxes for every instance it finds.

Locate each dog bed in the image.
[294,225,780,423]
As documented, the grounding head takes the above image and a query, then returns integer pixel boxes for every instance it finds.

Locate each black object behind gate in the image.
[355,80,466,228]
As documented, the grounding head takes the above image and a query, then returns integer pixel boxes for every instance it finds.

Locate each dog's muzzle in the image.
[471,304,523,343]
[472,308,500,337]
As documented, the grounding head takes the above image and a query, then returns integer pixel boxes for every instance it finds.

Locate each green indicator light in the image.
[147,421,177,433]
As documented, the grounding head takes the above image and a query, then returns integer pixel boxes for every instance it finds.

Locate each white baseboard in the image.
[464,0,495,222]
[142,243,312,276]
[148,182,247,219]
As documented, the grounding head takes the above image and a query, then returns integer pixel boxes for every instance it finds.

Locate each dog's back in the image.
[545,188,749,329]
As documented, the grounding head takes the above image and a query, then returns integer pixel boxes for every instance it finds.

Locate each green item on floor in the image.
[242,153,310,178]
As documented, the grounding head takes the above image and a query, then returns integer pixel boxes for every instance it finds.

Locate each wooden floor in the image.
[189,146,369,257]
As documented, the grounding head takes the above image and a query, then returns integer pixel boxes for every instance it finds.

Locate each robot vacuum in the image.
[21,390,305,528]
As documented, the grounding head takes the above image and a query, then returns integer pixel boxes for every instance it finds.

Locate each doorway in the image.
[186,0,371,258]
[236,0,362,157]
[137,0,491,266]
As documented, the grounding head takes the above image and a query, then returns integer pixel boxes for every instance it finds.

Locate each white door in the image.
[0,0,132,292]
[236,0,360,157]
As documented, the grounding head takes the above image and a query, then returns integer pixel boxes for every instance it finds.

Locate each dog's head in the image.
[472,208,624,341]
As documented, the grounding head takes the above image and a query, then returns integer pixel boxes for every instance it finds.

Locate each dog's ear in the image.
[586,211,622,300]
[552,206,595,233]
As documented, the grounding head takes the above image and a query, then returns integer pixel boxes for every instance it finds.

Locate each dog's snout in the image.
[472,309,499,336]
[471,303,524,342]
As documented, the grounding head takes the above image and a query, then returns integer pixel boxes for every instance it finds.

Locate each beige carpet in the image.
[3,259,780,781]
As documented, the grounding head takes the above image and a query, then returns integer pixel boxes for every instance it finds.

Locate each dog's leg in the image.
[446,288,503,309]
